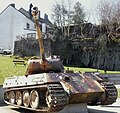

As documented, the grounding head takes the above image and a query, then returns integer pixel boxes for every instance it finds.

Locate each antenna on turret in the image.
[32,7,45,61]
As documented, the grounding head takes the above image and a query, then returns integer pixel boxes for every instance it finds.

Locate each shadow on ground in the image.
[101,105,120,108]
[88,108,117,113]
[11,107,47,113]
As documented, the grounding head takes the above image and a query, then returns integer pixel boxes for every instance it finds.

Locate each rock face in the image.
[75,39,120,71]
[79,35,120,71]
[80,39,120,71]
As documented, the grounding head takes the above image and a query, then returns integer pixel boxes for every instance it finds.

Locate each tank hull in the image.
[3,72,104,112]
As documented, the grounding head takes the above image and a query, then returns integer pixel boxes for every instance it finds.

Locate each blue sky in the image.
[0,0,100,24]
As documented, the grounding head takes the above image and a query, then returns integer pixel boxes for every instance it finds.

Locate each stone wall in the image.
[14,38,52,57]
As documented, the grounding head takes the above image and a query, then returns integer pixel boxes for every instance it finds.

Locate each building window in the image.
[26,23,30,29]
[27,33,36,38]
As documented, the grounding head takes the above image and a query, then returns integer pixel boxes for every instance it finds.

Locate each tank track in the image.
[100,82,118,105]
[46,84,68,112]
[88,82,118,105]
[4,83,68,112]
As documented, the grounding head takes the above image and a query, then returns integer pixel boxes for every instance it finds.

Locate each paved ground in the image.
[115,85,120,89]
[88,98,120,113]
[0,98,120,113]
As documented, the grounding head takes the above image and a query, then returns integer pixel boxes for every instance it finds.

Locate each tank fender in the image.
[58,73,104,95]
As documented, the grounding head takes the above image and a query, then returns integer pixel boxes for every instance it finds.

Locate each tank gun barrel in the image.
[32,7,45,61]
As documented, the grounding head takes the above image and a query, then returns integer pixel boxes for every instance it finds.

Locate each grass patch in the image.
[64,66,120,74]
[118,89,120,98]
[0,55,27,85]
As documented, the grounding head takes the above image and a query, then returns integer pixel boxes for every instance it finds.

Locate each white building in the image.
[0,4,52,53]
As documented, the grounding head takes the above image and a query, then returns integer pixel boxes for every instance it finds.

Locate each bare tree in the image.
[72,2,85,25]
[52,0,86,37]
[66,0,73,37]
[98,0,120,41]
[52,0,68,37]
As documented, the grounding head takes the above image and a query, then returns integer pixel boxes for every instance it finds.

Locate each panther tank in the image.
[3,7,117,112]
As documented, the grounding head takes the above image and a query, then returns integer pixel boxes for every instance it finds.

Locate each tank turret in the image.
[25,7,64,75]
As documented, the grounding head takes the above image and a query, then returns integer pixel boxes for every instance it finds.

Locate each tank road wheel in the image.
[46,92,52,109]
[4,92,9,102]
[16,91,22,106]
[23,90,30,107]
[30,90,39,109]
[9,91,15,104]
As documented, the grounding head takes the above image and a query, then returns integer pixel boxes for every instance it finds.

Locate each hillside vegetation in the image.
[118,89,120,98]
